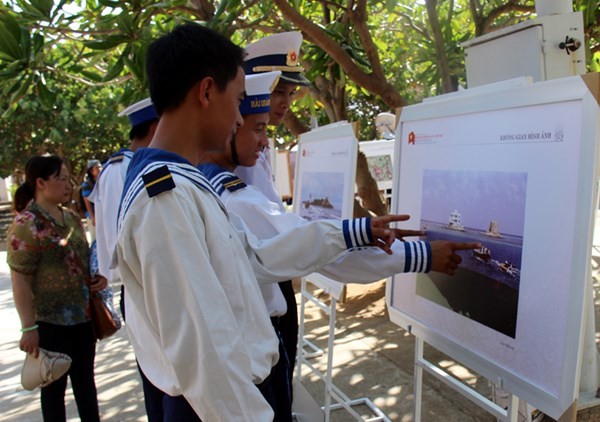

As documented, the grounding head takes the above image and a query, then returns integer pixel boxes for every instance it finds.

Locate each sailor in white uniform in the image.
[91,98,158,292]
[115,23,411,422]
[234,32,311,210]
[117,146,408,421]
[233,33,321,375]
[198,71,479,412]
[89,97,164,421]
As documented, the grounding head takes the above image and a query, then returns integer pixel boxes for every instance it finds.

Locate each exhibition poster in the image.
[389,76,599,418]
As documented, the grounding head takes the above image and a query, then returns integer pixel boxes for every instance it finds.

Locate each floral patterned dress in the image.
[7,202,90,326]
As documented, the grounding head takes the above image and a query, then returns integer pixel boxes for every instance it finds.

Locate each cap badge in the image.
[287,50,298,67]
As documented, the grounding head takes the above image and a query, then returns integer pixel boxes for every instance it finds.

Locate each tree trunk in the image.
[425,0,455,94]
[354,150,388,217]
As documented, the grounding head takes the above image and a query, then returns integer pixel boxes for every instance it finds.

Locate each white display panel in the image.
[293,122,357,221]
[293,121,358,298]
[275,150,292,199]
[388,76,600,419]
[358,139,395,192]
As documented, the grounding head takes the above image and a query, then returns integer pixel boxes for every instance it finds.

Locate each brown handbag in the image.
[31,208,119,340]
[87,290,119,340]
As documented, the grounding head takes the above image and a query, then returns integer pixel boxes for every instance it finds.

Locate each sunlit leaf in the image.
[36,77,56,107]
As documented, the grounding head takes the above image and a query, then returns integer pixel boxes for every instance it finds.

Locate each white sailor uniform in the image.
[234,150,285,212]
[116,148,378,421]
[89,148,133,283]
[199,162,432,310]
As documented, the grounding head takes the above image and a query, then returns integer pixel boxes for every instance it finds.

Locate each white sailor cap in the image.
[244,32,310,86]
[240,71,281,116]
[118,98,158,127]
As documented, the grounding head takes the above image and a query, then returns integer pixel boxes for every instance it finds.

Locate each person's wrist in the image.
[20,324,39,333]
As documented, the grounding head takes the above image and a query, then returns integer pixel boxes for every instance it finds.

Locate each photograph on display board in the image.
[417,169,527,338]
[299,171,344,221]
[366,154,394,182]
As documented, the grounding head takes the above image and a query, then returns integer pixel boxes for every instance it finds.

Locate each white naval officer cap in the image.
[243,32,310,86]
[240,71,282,116]
[118,97,158,127]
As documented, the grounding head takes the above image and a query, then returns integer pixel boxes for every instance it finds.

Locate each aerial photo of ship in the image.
[416,169,527,338]
[423,215,523,289]
[298,171,344,221]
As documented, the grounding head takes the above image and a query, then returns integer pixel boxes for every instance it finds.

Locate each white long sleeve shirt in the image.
[199,164,432,316]
[234,149,286,212]
[89,148,133,282]
[116,148,377,421]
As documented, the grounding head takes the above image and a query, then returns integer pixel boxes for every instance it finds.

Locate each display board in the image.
[387,76,600,419]
[358,139,395,192]
[293,121,358,298]
[275,150,293,200]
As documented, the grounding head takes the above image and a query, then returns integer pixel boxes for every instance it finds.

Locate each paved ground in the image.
[1,220,600,421]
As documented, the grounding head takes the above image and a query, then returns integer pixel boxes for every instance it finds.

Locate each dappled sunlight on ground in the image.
[298,280,497,421]
[0,268,147,422]
[2,225,600,421]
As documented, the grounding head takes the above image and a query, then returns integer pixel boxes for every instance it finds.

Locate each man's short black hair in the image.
[146,23,244,115]
[129,118,158,141]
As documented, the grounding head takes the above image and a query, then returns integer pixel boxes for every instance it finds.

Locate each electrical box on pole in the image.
[462,11,586,87]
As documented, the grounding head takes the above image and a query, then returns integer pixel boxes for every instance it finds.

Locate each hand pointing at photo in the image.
[430,241,482,275]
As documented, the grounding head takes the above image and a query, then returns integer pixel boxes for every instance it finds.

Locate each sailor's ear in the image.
[197,77,215,106]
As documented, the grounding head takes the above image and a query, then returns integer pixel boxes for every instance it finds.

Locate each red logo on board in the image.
[408,132,415,144]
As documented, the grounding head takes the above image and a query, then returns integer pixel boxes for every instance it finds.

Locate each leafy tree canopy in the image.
[0,0,597,178]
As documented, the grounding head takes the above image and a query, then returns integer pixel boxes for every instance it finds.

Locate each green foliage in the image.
[0,75,128,178]
[0,0,598,174]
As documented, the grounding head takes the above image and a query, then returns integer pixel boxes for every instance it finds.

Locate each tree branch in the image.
[273,0,407,108]
[187,0,215,20]
[282,112,309,136]
[397,11,431,40]
[348,0,385,80]
[311,74,337,122]
[44,66,132,87]
[482,2,535,34]
[468,0,484,36]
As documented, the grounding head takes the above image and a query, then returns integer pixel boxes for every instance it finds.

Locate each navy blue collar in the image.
[123,148,193,196]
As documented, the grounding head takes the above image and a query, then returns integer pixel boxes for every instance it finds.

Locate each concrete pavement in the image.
[0,253,147,421]
[2,215,600,422]
[0,255,507,422]
[0,254,498,422]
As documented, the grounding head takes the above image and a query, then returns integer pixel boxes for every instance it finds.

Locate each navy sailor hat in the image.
[244,32,310,87]
[118,98,158,127]
[240,71,281,116]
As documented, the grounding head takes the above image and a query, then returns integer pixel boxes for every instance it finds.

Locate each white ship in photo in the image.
[447,210,465,231]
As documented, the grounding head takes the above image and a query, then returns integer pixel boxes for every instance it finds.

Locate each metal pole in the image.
[414,335,424,422]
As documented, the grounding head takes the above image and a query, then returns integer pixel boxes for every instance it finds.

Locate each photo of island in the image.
[366,154,394,182]
[417,169,527,338]
[298,171,344,221]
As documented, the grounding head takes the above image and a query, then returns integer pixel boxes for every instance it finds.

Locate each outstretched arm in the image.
[429,241,481,275]
[240,213,422,283]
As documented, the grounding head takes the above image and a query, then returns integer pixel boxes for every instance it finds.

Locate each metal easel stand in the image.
[413,334,519,422]
[296,277,391,422]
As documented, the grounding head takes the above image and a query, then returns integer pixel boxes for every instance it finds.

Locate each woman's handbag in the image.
[82,241,121,340]
[87,240,121,340]
[88,290,119,340]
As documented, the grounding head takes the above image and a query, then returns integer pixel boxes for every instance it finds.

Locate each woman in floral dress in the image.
[7,155,107,421]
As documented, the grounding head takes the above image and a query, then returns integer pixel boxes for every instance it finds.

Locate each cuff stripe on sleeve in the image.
[417,241,425,272]
[342,218,373,249]
[424,241,432,272]
[403,241,431,273]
